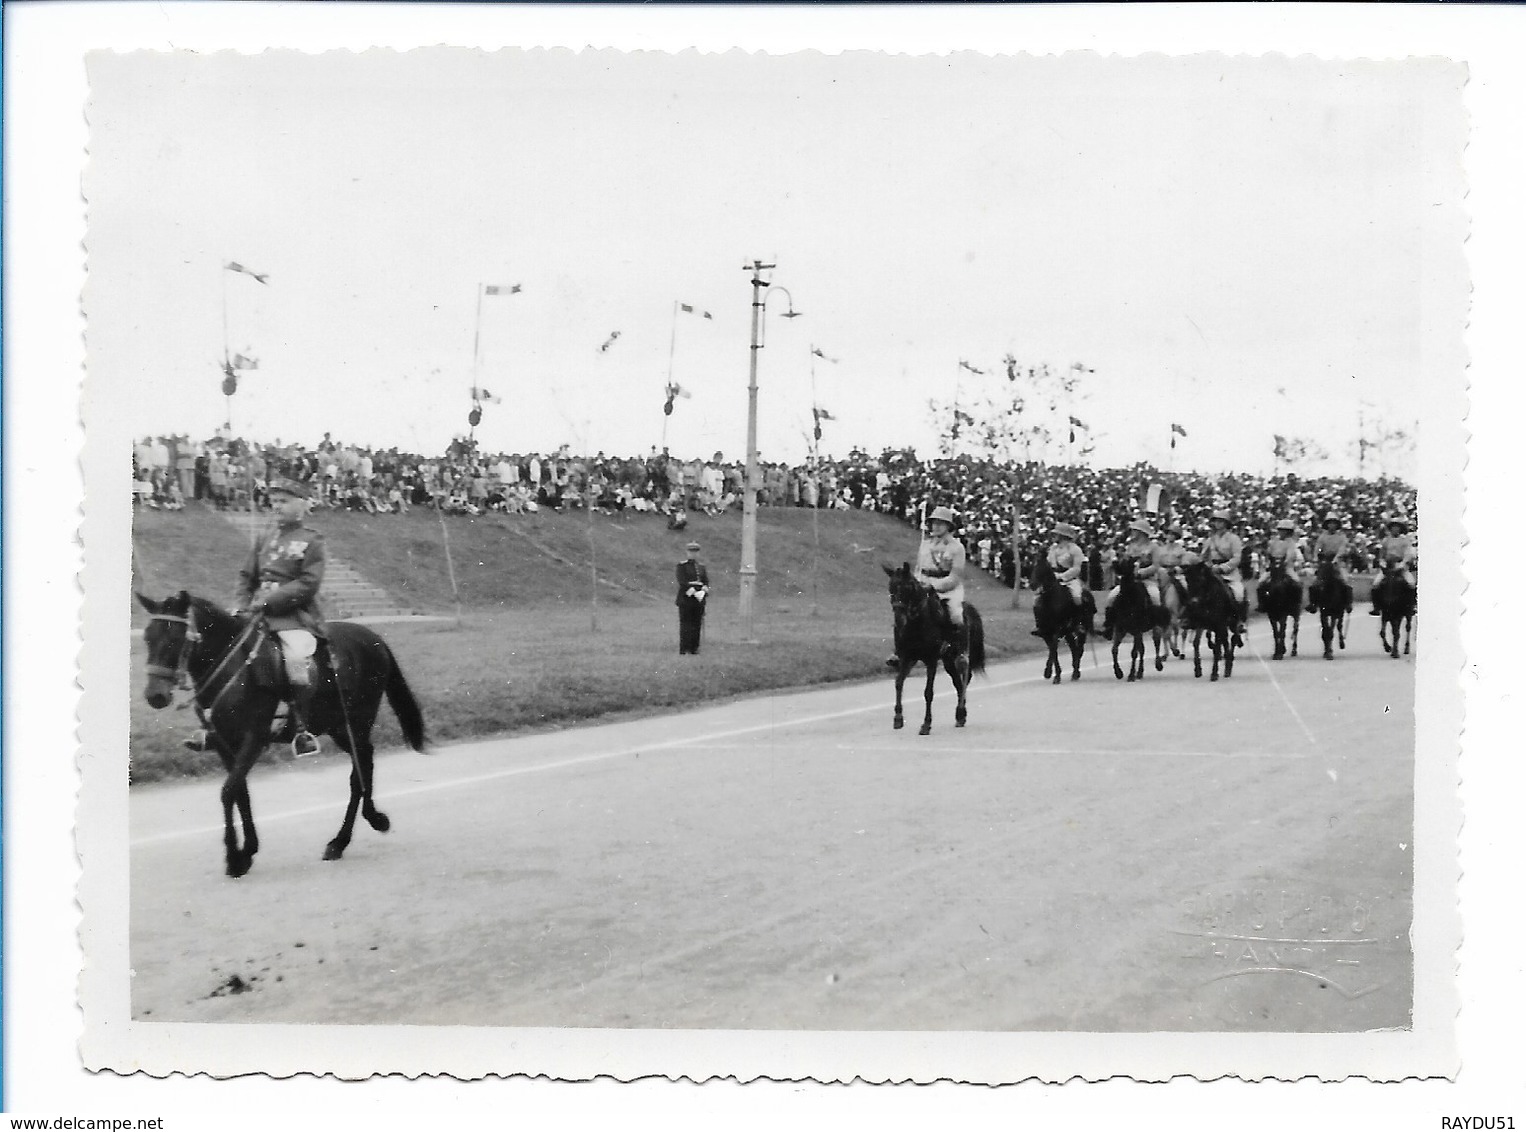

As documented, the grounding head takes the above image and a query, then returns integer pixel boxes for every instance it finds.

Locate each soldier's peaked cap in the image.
[267,477,308,499]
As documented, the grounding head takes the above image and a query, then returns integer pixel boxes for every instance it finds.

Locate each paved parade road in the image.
[129,617,1416,1032]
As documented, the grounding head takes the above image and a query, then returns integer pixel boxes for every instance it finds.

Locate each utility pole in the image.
[739,260,774,643]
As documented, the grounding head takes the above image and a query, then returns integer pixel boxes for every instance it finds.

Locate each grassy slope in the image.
[129,503,1038,782]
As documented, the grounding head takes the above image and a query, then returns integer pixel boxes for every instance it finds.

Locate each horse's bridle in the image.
[145,607,202,690]
[145,606,264,710]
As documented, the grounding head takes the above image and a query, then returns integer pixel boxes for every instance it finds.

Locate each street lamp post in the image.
[739,260,799,643]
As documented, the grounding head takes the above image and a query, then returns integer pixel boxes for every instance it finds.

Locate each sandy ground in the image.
[129,614,1415,1032]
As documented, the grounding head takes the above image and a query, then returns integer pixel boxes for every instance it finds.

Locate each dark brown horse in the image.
[1029,553,1093,684]
[1181,560,1238,681]
[1108,558,1168,681]
[884,563,986,735]
[1309,557,1351,660]
[1375,566,1416,659]
[1259,557,1304,660]
[138,591,427,877]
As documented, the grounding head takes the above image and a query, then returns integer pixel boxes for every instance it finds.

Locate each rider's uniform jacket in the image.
[1199,529,1243,578]
[1122,537,1163,586]
[1155,539,1188,572]
[1047,539,1086,583]
[238,522,326,633]
[916,534,965,591]
[1264,535,1306,574]
[1309,530,1349,576]
[1378,534,1417,584]
[1378,534,1417,569]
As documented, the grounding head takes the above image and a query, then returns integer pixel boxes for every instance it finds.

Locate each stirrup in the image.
[291,731,320,758]
[885,656,900,669]
[183,728,212,753]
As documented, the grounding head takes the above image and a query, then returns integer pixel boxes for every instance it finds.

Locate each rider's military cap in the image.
[267,477,308,499]
[685,541,701,551]
[1322,512,1342,525]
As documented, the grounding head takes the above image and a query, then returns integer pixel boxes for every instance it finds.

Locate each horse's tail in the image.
[384,650,427,753]
[965,605,987,675]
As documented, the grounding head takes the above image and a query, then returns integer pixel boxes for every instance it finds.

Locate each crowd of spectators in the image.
[134,433,1416,586]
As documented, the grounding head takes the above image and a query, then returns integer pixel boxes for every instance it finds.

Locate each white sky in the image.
[86,49,1463,475]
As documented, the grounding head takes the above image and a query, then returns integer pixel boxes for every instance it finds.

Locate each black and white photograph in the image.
[10,1,1522,1122]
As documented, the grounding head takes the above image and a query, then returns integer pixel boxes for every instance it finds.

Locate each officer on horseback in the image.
[1199,508,1248,646]
[916,505,967,660]
[1256,518,1306,611]
[1102,519,1164,635]
[1370,514,1417,616]
[184,476,327,757]
[1305,512,1354,616]
[1030,519,1095,637]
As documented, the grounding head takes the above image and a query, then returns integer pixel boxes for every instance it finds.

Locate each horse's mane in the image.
[1029,552,1056,590]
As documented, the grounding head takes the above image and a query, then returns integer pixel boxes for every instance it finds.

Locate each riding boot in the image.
[941,623,961,662]
[1254,584,1268,613]
[289,682,320,757]
[1305,585,1318,615]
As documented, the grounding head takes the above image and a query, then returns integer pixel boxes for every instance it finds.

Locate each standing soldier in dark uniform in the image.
[183,477,328,756]
[676,540,709,655]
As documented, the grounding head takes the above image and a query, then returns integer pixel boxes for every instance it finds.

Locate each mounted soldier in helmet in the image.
[1370,513,1417,616]
[1102,518,1165,636]
[1305,511,1354,617]
[916,505,968,660]
[184,476,328,757]
[1256,518,1307,611]
[1199,507,1248,646]
[885,504,968,668]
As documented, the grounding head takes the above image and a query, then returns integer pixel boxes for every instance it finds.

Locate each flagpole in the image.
[809,349,821,618]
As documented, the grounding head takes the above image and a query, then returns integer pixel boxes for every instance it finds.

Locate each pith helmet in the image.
[1127,519,1155,538]
[928,505,956,526]
[1052,521,1078,539]
[1210,508,1231,522]
[1276,519,1296,532]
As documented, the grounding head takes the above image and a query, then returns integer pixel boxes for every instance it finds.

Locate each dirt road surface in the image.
[130,616,1415,1031]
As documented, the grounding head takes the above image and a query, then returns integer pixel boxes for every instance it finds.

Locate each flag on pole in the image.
[663,382,691,416]
[223,261,269,284]
[1068,415,1086,443]
[812,406,835,442]
[598,330,621,353]
[679,303,713,320]
[484,283,522,296]
[1170,422,1187,450]
[231,353,259,371]
[470,386,503,404]
[958,359,986,376]
[811,345,839,363]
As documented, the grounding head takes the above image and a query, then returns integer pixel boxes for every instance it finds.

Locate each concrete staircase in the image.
[220,510,434,622]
